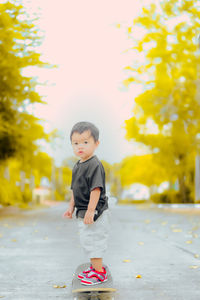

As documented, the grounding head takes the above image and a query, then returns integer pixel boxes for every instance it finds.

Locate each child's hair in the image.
[70,121,99,142]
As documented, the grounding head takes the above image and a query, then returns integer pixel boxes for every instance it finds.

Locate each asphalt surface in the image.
[0,202,200,300]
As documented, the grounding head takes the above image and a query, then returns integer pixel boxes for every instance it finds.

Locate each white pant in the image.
[77,209,110,259]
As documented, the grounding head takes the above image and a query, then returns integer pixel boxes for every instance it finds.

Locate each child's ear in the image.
[96,140,100,147]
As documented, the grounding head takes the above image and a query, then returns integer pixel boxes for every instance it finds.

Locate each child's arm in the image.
[84,187,101,224]
[63,192,75,218]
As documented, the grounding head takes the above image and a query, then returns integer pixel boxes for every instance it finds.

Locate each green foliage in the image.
[124,0,200,202]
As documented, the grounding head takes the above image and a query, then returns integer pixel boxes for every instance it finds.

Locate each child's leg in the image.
[91,257,103,272]
[77,209,110,276]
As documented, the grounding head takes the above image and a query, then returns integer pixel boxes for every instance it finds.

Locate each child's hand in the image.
[84,210,95,224]
[63,207,74,219]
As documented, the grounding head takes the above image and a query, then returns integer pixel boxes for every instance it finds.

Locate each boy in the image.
[63,121,109,285]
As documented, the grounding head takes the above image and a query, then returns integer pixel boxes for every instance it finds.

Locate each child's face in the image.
[71,130,99,162]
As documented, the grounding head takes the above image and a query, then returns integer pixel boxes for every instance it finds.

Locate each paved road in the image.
[0,203,200,300]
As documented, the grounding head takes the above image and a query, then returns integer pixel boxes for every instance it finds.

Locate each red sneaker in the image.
[81,267,108,285]
[77,265,94,280]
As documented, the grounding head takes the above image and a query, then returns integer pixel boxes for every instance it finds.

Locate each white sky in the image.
[20,0,152,165]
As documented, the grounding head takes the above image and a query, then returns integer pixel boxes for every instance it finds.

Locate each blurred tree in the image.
[119,154,168,188]
[124,0,200,202]
[62,165,72,193]
[101,160,122,198]
[110,162,123,199]
[53,165,72,201]
[32,151,52,186]
[62,157,76,200]
[101,160,113,185]
[0,2,49,162]
[1,152,53,206]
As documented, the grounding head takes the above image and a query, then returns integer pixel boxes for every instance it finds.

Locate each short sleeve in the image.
[70,166,75,189]
[88,164,104,192]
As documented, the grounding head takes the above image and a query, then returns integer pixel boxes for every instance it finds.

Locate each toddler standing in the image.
[63,121,109,285]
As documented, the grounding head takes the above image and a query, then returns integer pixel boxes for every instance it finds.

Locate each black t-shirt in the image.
[71,155,108,221]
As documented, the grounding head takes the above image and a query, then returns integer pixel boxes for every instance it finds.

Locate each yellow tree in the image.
[124,0,200,202]
[101,160,113,185]
[119,154,168,188]
[0,2,50,163]
[0,2,55,205]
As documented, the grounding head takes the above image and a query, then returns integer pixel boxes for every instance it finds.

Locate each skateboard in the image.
[72,263,116,300]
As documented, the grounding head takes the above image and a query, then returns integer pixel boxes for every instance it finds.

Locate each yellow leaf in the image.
[123,259,131,262]
[194,254,199,258]
[145,219,151,224]
[189,265,199,269]
[172,229,182,232]
[138,242,144,246]
[116,23,121,29]
[136,274,142,278]
[161,221,167,226]
[53,285,66,288]
[152,230,156,233]
[0,234,3,238]
[123,77,135,87]
[186,240,192,244]
[11,239,17,242]
[193,234,198,238]
[128,27,132,33]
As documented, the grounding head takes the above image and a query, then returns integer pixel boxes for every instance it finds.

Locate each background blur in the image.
[0,0,200,207]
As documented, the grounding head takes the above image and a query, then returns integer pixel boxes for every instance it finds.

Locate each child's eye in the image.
[84,141,88,144]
